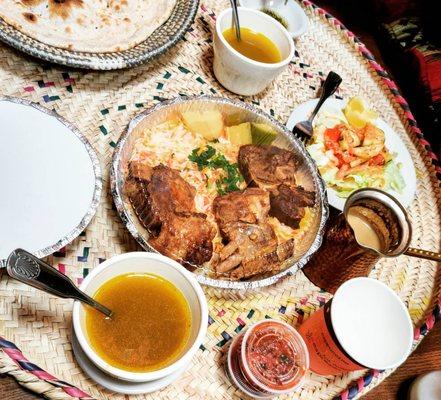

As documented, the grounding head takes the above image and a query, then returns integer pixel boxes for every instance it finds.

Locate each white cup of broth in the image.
[213,7,295,96]
[72,252,208,382]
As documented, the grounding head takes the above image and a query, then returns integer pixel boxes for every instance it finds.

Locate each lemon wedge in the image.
[346,97,365,112]
[344,97,378,128]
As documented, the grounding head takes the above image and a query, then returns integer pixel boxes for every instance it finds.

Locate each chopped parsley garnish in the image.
[189,145,216,170]
[188,145,244,195]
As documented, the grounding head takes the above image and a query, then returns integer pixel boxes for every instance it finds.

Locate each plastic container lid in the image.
[241,320,309,394]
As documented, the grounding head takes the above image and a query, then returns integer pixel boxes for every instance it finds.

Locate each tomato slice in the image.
[337,163,350,179]
[334,153,345,167]
[325,141,340,153]
[324,127,341,142]
[368,154,385,166]
[324,126,346,166]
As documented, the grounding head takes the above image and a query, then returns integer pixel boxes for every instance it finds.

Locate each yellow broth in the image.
[85,273,191,372]
[223,27,282,64]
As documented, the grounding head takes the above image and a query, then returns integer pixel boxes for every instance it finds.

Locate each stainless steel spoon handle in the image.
[309,71,342,122]
[230,0,241,41]
[6,249,112,317]
[405,247,441,263]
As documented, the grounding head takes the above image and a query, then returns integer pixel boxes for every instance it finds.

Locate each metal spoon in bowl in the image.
[230,0,241,41]
[6,248,112,318]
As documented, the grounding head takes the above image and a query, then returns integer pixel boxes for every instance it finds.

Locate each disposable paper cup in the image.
[213,7,295,96]
[298,277,413,375]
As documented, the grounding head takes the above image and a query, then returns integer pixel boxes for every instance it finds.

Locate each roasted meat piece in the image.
[126,164,197,233]
[213,188,295,279]
[229,239,295,280]
[214,187,271,231]
[129,160,152,181]
[238,145,298,188]
[125,177,158,231]
[126,163,215,265]
[270,184,315,229]
[150,213,215,266]
[238,145,315,229]
[147,164,197,214]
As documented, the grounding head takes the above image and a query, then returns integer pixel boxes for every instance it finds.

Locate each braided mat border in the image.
[0,1,440,399]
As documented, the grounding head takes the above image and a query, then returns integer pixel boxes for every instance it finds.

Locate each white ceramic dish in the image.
[213,7,295,96]
[72,252,208,383]
[71,329,187,395]
[0,97,101,263]
[286,98,417,210]
[238,0,309,38]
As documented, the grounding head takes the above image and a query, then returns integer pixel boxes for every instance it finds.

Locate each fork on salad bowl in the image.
[292,71,342,143]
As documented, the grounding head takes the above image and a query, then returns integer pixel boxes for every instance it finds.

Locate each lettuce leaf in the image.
[307,143,330,167]
[384,161,405,193]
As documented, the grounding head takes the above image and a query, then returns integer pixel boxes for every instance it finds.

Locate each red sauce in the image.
[227,333,272,397]
[241,320,308,393]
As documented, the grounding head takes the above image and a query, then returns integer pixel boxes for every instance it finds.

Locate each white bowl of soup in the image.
[72,252,208,382]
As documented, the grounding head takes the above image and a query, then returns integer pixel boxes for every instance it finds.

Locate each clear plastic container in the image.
[227,320,309,397]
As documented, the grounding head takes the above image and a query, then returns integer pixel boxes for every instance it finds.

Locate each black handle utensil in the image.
[292,71,342,142]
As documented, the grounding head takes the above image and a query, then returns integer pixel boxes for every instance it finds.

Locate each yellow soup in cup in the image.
[222,27,282,64]
[85,273,191,372]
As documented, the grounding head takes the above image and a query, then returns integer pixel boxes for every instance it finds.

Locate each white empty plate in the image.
[287,98,417,210]
[0,97,101,261]
[71,330,187,394]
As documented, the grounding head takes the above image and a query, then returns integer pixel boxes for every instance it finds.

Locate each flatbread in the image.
[0,0,177,53]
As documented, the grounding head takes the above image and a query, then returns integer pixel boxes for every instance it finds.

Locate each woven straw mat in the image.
[0,1,440,399]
